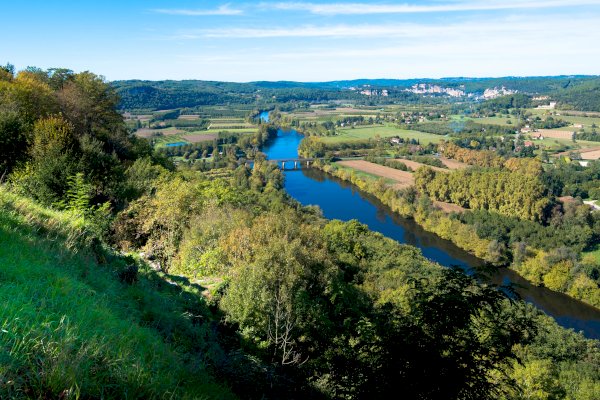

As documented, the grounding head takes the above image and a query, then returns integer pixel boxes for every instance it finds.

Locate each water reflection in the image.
[263,129,600,338]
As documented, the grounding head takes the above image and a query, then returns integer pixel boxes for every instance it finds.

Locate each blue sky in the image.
[2,0,600,81]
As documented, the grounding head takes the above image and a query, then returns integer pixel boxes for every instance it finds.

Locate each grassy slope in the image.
[0,188,234,399]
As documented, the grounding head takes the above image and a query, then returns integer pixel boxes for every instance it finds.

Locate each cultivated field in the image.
[337,160,415,189]
[439,157,469,170]
[135,127,184,138]
[178,114,200,120]
[534,129,576,139]
[336,160,466,212]
[182,133,218,143]
[321,124,445,144]
[580,149,600,160]
[468,116,516,126]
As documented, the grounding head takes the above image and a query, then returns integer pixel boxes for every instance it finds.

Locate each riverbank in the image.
[310,159,600,310]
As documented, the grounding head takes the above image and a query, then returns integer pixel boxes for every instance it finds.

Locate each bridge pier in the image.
[281,161,285,170]
[294,161,298,169]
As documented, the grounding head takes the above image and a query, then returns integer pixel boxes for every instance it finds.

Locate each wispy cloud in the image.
[152,4,243,16]
[173,16,592,39]
[196,25,425,38]
[269,0,600,15]
[165,13,600,81]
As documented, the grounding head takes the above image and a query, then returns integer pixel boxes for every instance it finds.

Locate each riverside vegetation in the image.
[307,146,600,309]
[0,64,599,399]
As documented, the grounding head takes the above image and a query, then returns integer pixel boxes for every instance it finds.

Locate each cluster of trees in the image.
[544,160,600,199]
[450,135,535,158]
[156,125,277,161]
[530,115,570,129]
[477,94,532,113]
[112,160,599,398]
[414,164,550,221]
[314,158,600,308]
[439,142,506,167]
[298,135,432,159]
[151,117,210,130]
[0,64,158,212]
[554,78,600,111]
[575,128,600,142]
[113,81,255,111]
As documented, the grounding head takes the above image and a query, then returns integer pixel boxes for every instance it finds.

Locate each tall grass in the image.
[0,188,234,399]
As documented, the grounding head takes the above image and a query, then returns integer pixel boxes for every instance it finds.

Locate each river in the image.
[262,127,600,339]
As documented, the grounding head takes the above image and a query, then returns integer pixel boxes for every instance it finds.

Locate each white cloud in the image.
[152,4,243,16]
[198,25,426,38]
[269,0,600,15]
[174,15,598,39]
[160,13,600,81]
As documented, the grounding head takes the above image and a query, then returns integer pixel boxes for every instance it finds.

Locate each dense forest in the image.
[1,64,600,399]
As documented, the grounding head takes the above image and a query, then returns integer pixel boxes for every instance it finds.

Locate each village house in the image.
[531,132,545,140]
[520,125,532,133]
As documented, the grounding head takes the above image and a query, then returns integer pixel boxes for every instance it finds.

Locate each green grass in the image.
[471,116,515,126]
[0,188,234,399]
[322,124,445,144]
[541,138,600,152]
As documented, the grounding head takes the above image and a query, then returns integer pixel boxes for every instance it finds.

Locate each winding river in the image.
[261,125,600,339]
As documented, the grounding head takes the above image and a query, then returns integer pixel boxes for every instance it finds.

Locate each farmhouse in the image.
[531,132,544,140]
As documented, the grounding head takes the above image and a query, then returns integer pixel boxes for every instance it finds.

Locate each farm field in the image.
[541,138,600,152]
[321,124,445,144]
[398,159,449,173]
[534,129,576,139]
[182,133,218,143]
[135,127,184,138]
[337,160,415,189]
[209,122,255,129]
[439,157,469,170]
[580,149,600,160]
[334,163,397,185]
[285,105,413,123]
[469,116,516,126]
[528,108,600,127]
[336,160,466,213]
[209,127,258,134]
[178,114,200,120]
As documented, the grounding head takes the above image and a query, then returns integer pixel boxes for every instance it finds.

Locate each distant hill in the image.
[113,75,600,112]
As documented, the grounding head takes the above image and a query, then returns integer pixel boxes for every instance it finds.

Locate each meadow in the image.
[321,124,446,144]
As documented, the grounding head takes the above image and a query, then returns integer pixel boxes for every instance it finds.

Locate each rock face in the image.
[483,86,517,99]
